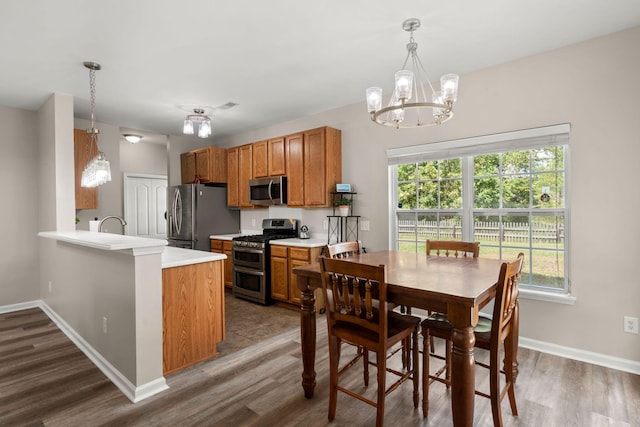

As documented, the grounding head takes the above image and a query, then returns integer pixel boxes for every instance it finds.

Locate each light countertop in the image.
[162,246,226,268]
[39,230,167,251]
[209,233,243,241]
[270,238,327,248]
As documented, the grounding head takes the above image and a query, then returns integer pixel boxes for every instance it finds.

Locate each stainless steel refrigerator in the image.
[167,184,239,251]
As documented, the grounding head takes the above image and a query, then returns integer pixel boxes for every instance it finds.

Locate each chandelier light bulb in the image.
[394,70,413,100]
[440,74,459,103]
[183,119,194,135]
[366,87,382,112]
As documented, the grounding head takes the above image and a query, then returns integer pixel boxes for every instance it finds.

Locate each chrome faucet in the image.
[98,215,127,232]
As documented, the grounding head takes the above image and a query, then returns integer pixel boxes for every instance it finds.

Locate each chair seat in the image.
[333,311,421,347]
[422,312,492,335]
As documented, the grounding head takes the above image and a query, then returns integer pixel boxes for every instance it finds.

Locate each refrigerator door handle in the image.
[173,188,182,235]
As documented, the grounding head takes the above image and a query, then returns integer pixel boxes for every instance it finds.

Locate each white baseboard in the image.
[519,337,640,375]
[2,300,168,402]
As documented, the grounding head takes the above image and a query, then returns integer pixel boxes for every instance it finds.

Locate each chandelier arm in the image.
[371,101,453,128]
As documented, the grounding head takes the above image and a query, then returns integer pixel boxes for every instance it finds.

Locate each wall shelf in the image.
[328,192,359,244]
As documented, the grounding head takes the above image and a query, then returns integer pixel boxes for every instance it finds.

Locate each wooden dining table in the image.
[293,250,520,427]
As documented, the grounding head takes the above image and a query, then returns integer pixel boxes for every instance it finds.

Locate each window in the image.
[389,124,569,293]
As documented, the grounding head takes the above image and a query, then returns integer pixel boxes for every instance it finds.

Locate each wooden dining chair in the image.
[326,240,361,259]
[426,239,480,258]
[421,253,524,427]
[319,257,421,427]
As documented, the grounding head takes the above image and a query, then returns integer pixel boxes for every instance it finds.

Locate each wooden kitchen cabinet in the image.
[180,146,227,184]
[286,126,342,208]
[211,239,233,288]
[285,133,304,207]
[162,260,225,374]
[226,144,255,208]
[74,128,98,209]
[226,146,239,207]
[268,136,286,176]
[252,140,268,178]
[238,144,253,208]
[270,244,323,307]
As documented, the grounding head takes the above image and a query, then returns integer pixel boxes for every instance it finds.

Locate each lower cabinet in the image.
[270,245,324,308]
[162,260,225,374]
[211,239,233,288]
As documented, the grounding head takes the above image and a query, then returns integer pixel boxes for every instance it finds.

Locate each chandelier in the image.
[80,61,112,188]
[183,108,212,138]
[366,18,459,128]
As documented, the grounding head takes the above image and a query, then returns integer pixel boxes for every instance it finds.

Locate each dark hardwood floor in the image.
[1,294,639,426]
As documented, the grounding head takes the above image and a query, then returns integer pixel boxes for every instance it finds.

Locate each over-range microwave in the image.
[249,176,287,206]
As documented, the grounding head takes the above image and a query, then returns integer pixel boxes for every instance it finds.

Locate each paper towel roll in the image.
[89,220,100,232]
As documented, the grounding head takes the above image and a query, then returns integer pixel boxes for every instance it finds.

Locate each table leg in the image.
[299,281,317,398]
[449,312,476,427]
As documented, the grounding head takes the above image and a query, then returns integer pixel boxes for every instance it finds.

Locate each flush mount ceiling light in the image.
[366,18,459,128]
[183,108,212,138]
[80,61,112,188]
[123,134,143,143]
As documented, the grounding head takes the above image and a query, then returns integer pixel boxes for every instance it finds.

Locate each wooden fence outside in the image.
[398,219,564,244]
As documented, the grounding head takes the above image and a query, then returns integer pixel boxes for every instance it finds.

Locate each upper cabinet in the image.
[288,126,342,208]
[180,146,227,184]
[223,125,341,209]
[227,144,254,208]
[74,129,98,209]
[253,137,286,178]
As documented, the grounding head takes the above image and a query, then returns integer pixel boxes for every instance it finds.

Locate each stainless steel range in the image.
[232,218,298,305]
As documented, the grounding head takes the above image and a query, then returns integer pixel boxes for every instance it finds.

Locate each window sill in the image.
[519,288,576,305]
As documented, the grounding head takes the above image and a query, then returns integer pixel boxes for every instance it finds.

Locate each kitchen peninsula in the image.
[38,231,226,402]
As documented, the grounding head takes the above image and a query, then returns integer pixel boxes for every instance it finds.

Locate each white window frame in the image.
[387,124,576,304]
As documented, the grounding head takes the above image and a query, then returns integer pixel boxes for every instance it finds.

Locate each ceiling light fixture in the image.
[366,18,459,128]
[80,61,112,188]
[123,134,143,143]
[183,108,212,138]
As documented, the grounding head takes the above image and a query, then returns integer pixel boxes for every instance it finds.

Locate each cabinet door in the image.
[252,140,268,178]
[74,129,98,209]
[270,250,289,301]
[194,147,211,182]
[304,127,342,207]
[226,147,239,207]
[286,133,304,206]
[289,257,309,305]
[223,242,233,288]
[238,144,253,208]
[268,137,286,176]
[303,128,327,207]
[162,261,224,374]
[181,151,196,184]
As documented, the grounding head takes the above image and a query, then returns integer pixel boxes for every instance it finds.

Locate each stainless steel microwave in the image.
[249,176,287,206]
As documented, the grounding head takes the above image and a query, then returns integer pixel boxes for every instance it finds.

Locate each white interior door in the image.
[124,174,168,239]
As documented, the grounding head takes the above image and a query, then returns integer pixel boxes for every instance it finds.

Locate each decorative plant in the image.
[333,196,352,207]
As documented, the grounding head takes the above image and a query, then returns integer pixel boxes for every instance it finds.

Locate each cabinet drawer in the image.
[270,245,288,258]
[222,240,232,251]
[289,247,310,261]
[211,239,223,251]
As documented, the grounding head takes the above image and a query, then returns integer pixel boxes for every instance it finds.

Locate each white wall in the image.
[209,27,640,363]
[119,138,168,177]
[0,106,40,305]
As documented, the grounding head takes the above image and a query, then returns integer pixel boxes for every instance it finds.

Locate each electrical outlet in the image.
[623,316,639,334]
[102,316,108,334]
[361,220,370,231]
[48,281,52,293]
[323,220,328,230]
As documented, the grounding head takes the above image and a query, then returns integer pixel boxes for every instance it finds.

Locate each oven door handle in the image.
[233,265,265,276]
[233,248,265,255]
